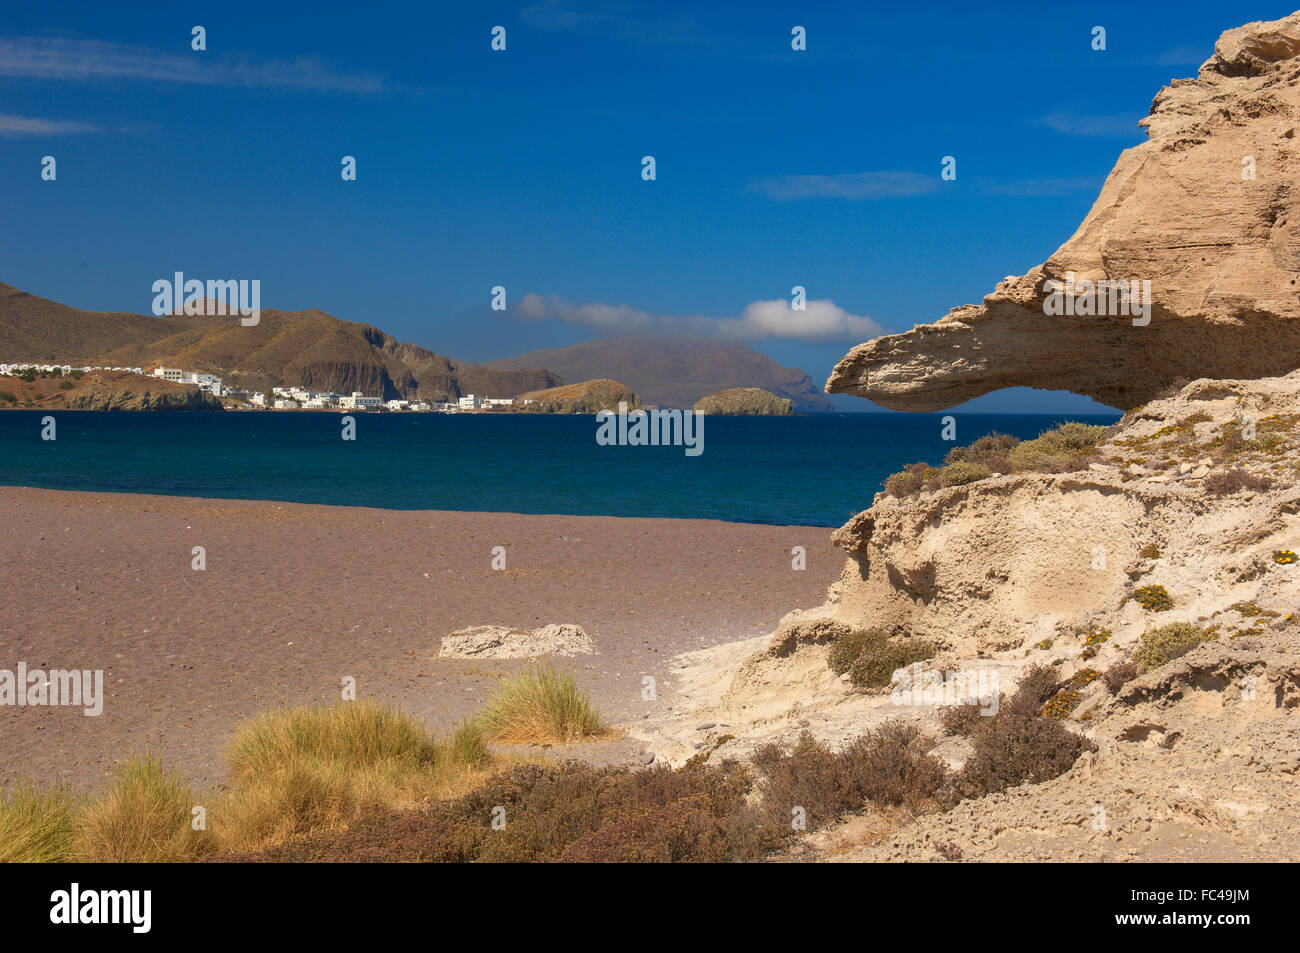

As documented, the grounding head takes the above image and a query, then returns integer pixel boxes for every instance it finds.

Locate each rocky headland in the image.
[635,12,1300,862]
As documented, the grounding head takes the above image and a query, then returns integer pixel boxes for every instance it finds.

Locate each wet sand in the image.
[0,487,840,789]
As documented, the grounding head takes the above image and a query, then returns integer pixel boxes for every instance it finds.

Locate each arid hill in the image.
[514,379,639,414]
[0,282,561,402]
[490,338,832,411]
[827,11,1300,411]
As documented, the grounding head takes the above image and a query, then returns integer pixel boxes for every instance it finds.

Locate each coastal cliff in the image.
[0,371,223,411]
[635,13,1300,862]
[827,11,1300,412]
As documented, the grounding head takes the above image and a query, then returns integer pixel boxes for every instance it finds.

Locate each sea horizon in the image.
[0,409,1122,526]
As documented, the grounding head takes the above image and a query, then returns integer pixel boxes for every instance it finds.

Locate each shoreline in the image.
[0,486,842,789]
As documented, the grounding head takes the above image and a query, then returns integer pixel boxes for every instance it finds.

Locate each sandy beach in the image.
[0,486,839,789]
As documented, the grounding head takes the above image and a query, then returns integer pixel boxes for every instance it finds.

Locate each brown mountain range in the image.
[1,283,832,409]
[0,282,560,401]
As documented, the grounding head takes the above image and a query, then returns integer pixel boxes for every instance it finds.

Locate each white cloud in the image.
[515,294,884,342]
[0,36,385,93]
[748,170,938,201]
[0,113,99,136]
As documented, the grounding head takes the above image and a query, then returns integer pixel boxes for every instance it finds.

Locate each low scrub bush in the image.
[752,721,947,825]
[952,664,1092,800]
[1102,659,1139,693]
[945,433,1018,473]
[828,628,880,675]
[1204,468,1272,495]
[884,463,937,498]
[827,630,937,690]
[1133,623,1216,674]
[884,422,1107,498]
[940,460,991,487]
[1008,422,1107,472]
[1131,584,1174,612]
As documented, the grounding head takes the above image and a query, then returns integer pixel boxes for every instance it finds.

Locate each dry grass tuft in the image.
[0,780,75,863]
[74,755,213,862]
[479,665,606,744]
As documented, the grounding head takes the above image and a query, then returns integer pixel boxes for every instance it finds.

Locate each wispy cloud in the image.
[522,1,701,45]
[1041,111,1141,137]
[748,170,939,201]
[0,112,99,137]
[1147,46,1208,67]
[516,294,885,342]
[977,176,1104,196]
[0,36,385,93]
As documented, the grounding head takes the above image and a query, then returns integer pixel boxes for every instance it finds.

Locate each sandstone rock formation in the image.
[827,11,1300,412]
[438,623,595,659]
[632,369,1300,860]
[694,387,793,415]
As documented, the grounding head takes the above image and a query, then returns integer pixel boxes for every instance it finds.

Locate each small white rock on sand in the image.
[438,623,595,659]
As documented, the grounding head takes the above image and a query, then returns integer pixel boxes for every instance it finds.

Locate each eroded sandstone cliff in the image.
[827,12,1300,412]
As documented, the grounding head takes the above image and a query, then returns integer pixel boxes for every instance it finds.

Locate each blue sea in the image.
[0,411,1120,527]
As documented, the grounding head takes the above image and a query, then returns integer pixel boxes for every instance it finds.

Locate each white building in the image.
[458,394,481,410]
[153,367,183,382]
[338,391,381,410]
[274,399,297,409]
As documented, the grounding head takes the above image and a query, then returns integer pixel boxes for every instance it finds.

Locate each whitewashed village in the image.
[0,362,528,412]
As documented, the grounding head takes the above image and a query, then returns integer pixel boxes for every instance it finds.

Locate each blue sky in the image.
[2,1,1291,411]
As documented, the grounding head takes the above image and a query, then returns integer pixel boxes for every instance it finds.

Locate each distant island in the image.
[693,387,793,416]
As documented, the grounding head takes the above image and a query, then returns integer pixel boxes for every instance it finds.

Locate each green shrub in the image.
[884,463,936,498]
[1008,422,1107,472]
[945,433,1018,473]
[1131,584,1174,612]
[828,628,880,675]
[834,631,937,689]
[940,460,991,487]
[0,391,16,403]
[1133,623,1216,673]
